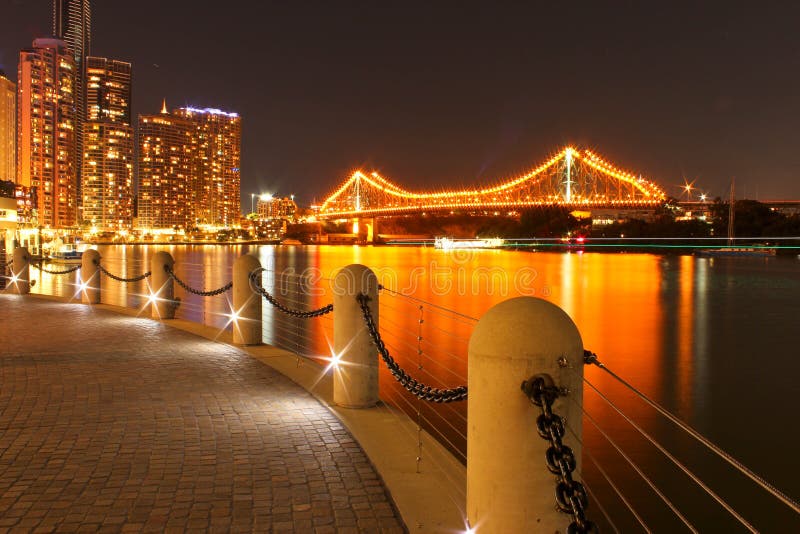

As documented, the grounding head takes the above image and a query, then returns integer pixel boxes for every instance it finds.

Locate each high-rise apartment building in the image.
[17,38,78,228]
[257,196,297,221]
[174,107,241,227]
[53,0,91,199]
[85,57,130,124]
[136,106,193,229]
[136,104,241,230]
[0,71,15,183]
[81,57,133,229]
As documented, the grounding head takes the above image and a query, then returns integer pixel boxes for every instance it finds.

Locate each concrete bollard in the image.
[150,251,176,319]
[232,254,262,345]
[333,264,380,408]
[81,249,101,304]
[11,247,31,294]
[467,297,584,533]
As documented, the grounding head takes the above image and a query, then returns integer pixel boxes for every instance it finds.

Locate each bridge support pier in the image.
[354,218,377,243]
[467,297,584,533]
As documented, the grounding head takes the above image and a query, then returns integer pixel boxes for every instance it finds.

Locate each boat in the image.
[697,247,776,258]
[44,239,89,264]
[434,237,505,250]
[697,180,775,258]
[47,243,83,263]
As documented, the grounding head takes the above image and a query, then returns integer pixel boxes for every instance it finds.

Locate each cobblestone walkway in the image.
[0,295,405,533]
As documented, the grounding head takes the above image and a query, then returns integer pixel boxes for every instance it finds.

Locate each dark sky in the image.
[2,0,800,204]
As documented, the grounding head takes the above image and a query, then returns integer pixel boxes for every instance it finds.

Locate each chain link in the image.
[30,262,81,275]
[248,269,334,318]
[357,293,467,403]
[97,263,151,283]
[522,374,597,533]
[165,265,232,296]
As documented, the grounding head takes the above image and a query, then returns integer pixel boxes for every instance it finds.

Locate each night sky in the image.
[2,1,800,204]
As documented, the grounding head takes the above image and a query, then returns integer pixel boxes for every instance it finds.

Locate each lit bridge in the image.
[317,146,667,219]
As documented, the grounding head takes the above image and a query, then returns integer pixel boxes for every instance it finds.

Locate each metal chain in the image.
[248,269,333,318]
[165,265,232,296]
[357,293,467,403]
[30,262,81,275]
[97,263,151,283]
[521,374,597,534]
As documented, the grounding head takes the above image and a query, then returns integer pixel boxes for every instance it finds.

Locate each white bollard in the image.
[150,251,176,319]
[11,247,31,295]
[232,254,262,345]
[467,296,584,533]
[333,264,380,408]
[81,249,101,304]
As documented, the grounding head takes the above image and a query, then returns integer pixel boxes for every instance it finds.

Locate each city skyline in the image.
[2,2,800,204]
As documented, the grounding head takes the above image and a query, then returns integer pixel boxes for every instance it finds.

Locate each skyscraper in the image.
[17,38,78,228]
[0,71,15,183]
[81,58,133,229]
[137,105,193,229]
[53,0,90,200]
[85,57,130,124]
[174,107,242,227]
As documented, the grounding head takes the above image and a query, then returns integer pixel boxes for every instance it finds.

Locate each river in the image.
[30,245,800,531]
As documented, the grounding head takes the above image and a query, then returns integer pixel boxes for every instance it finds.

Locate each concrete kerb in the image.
[22,292,468,533]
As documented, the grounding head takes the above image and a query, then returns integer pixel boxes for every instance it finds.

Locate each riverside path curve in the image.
[0,294,405,533]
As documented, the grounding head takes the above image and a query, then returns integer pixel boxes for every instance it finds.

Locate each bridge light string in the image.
[320,148,567,209]
[318,146,667,216]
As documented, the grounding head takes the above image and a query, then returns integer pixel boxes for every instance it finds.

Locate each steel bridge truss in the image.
[318,147,667,218]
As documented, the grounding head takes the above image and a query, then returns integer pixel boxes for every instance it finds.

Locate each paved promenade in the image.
[0,295,405,533]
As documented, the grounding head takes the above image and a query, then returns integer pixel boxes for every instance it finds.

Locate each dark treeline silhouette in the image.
[709,199,800,237]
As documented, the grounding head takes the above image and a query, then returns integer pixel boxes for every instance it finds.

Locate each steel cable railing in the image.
[383,378,467,463]
[376,318,468,384]
[583,376,756,532]
[379,296,474,347]
[357,293,467,403]
[378,284,479,323]
[584,350,800,516]
[250,268,333,318]
[582,402,698,532]
[582,479,621,534]
[559,391,652,533]
[379,336,468,427]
